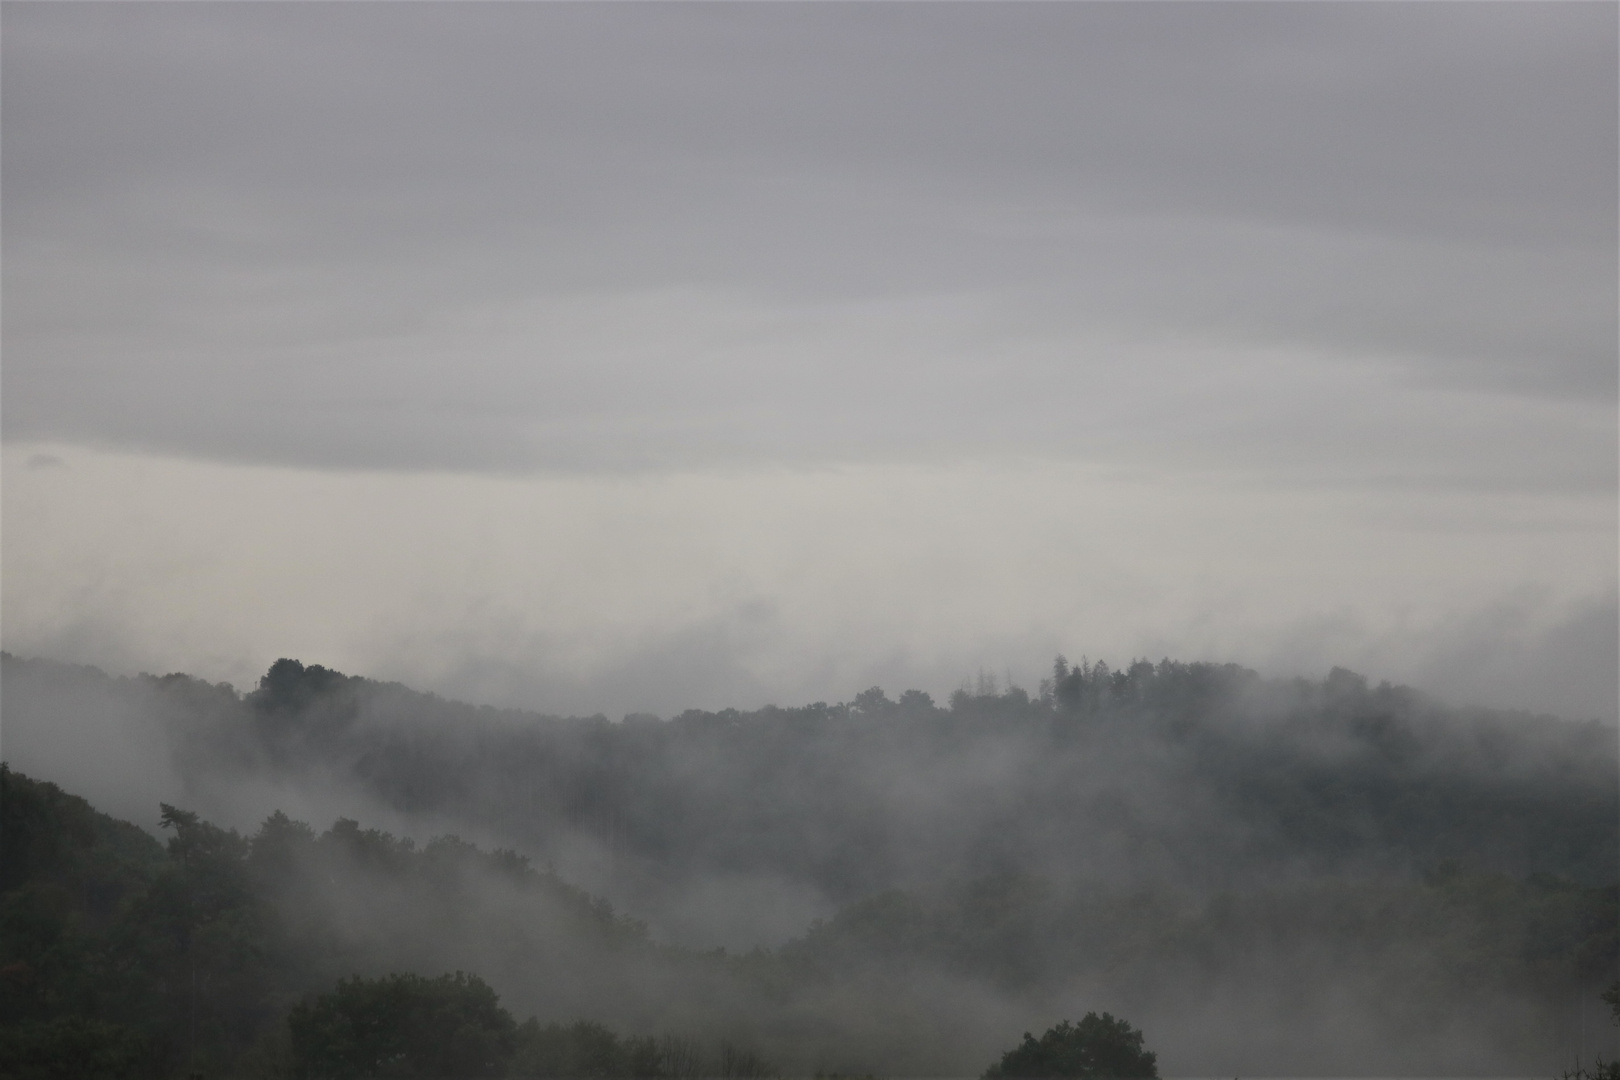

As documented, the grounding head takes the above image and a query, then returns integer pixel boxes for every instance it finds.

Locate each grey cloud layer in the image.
[4,3,1613,477]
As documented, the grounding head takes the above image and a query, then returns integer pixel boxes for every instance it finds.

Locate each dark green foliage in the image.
[0,1017,166,1080]
[216,656,1620,891]
[117,801,276,1070]
[509,1019,738,1078]
[0,767,168,1030]
[10,652,1616,904]
[0,764,95,891]
[281,991,775,1080]
[0,763,165,908]
[508,1020,771,1078]
[786,868,1619,1010]
[286,971,515,1079]
[254,658,357,714]
[4,644,1619,1076]
[511,1019,627,1078]
[983,1014,1157,1079]
[0,757,1613,1075]
[281,975,774,1080]
[0,764,659,1078]
[1,758,796,1077]
[25,744,1608,1076]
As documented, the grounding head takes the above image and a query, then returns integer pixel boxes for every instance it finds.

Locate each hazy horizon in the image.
[4,3,1616,723]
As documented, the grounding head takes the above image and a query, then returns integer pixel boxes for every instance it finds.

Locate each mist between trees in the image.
[1,651,1616,1077]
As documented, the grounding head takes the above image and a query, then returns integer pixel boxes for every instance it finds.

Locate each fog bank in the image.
[6,445,1614,725]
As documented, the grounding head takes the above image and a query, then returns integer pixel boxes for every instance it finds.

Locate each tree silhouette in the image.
[983,1014,1157,1079]
[287,971,516,1079]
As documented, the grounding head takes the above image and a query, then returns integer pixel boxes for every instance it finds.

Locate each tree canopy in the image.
[983,1014,1158,1079]
[287,971,515,1079]
[3,644,1618,1077]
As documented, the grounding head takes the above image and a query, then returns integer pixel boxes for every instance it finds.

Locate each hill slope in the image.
[2,653,1617,1075]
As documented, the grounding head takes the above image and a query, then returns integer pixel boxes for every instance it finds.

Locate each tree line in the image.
[3,762,1616,1077]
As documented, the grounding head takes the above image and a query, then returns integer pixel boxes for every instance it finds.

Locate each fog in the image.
[4,2,1617,725]
[4,652,1615,1075]
[2,3,1616,1076]
[5,444,1616,726]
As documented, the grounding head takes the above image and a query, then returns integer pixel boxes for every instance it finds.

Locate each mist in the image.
[2,3,1616,1076]
[5,444,1615,726]
[4,652,1616,1075]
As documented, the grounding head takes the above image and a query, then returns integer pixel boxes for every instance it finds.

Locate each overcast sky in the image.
[4,2,1616,722]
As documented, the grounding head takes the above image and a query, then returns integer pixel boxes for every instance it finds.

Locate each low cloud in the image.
[5,444,1612,723]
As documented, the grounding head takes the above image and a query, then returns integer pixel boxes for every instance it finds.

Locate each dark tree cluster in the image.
[983,1014,1157,1079]
[287,971,515,1078]
[3,649,1618,1077]
[0,766,657,1078]
[280,970,776,1079]
[25,651,1603,903]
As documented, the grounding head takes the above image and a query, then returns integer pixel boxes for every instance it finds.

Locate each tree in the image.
[146,804,268,1070]
[510,1019,624,1078]
[852,687,893,718]
[286,971,516,1079]
[0,1016,165,1080]
[983,1014,1158,1079]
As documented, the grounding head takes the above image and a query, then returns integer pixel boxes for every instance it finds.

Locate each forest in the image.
[1,651,1616,1077]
